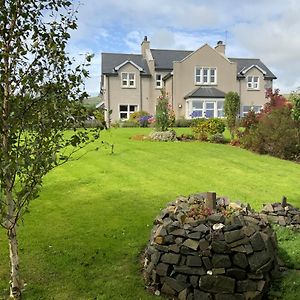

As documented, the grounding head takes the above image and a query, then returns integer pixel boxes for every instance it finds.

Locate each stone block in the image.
[199,238,210,251]
[236,279,257,292]
[212,254,232,268]
[190,276,199,288]
[233,253,248,269]
[161,253,181,265]
[174,265,206,276]
[250,232,265,251]
[248,250,270,271]
[183,239,199,251]
[226,268,247,280]
[165,277,189,292]
[224,229,245,244]
[194,289,212,300]
[202,257,212,270]
[199,275,235,293]
[156,263,170,276]
[215,294,244,300]
[211,240,230,253]
[186,256,202,267]
[192,224,209,233]
[161,282,176,296]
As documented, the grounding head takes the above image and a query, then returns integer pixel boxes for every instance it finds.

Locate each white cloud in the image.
[69,0,300,94]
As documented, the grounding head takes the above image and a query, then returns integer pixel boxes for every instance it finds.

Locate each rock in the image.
[154,236,164,244]
[199,239,210,251]
[188,231,202,239]
[250,232,265,251]
[224,229,245,244]
[176,274,188,283]
[156,263,170,276]
[165,277,189,292]
[248,250,270,271]
[178,288,188,300]
[186,256,202,267]
[161,282,176,296]
[212,268,225,275]
[202,257,212,270]
[161,253,181,265]
[244,291,263,300]
[236,279,257,292]
[171,229,186,237]
[262,204,274,213]
[223,223,243,232]
[242,226,256,237]
[207,213,225,224]
[193,224,209,233]
[244,243,254,255]
[233,253,248,269]
[211,240,230,253]
[231,245,247,253]
[194,289,212,300]
[215,294,244,300]
[190,276,199,288]
[212,254,232,268]
[169,244,180,253]
[174,265,206,276]
[151,251,161,265]
[199,275,235,293]
[226,268,247,280]
[228,237,249,248]
[278,216,286,226]
[183,239,199,251]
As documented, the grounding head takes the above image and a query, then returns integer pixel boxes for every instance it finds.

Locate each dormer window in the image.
[121,72,136,88]
[155,73,163,88]
[247,76,259,90]
[195,67,217,85]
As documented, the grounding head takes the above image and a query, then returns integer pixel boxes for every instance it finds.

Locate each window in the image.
[217,101,224,117]
[121,72,136,88]
[242,105,262,117]
[190,100,204,118]
[247,76,259,89]
[155,73,163,88]
[195,67,217,85]
[190,100,224,118]
[119,104,138,119]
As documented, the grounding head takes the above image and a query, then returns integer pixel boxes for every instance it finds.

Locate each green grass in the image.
[0,128,300,299]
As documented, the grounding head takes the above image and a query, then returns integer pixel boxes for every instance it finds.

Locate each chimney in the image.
[141,36,150,59]
[215,40,225,55]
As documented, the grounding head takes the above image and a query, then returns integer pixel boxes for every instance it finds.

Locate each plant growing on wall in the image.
[224,91,240,139]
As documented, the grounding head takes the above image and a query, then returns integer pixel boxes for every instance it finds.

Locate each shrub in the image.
[240,106,300,160]
[174,118,194,127]
[210,133,227,144]
[241,110,259,132]
[192,118,225,141]
[129,111,152,127]
[155,89,174,131]
[224,91,240,139]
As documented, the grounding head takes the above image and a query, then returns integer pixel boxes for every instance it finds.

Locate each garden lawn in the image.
[0,128,300,299]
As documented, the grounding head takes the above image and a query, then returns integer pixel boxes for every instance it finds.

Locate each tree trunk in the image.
[7,225,22,299]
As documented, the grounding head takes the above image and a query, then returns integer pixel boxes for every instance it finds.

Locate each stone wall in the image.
[143,192,282,300]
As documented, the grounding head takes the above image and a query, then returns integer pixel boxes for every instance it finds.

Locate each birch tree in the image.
[0,1,99,298]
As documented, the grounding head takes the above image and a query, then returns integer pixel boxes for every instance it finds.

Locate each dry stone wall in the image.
[143,192,282,300]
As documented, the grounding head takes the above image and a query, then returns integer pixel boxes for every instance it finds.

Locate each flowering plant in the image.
[155,89,174,131]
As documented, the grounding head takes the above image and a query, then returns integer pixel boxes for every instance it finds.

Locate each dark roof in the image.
[101,53,150,75]
[151,49,193,70]
[228,58,277,79]
[184,87,226,99]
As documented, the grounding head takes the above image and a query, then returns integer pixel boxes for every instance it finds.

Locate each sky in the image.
[68,0,300,96]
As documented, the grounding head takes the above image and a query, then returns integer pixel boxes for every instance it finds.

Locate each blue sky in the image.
[68,0,300,96]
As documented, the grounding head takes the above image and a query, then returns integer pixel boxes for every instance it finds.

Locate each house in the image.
[101,36,276,124]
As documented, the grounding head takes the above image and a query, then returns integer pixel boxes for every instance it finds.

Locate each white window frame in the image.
[247,76,259,90]
[188,99,224,119]
[121,72,136,88]
[242,105,262,117]
[195,67,217,85]
[119,104,138,120]
[155,73,163,89]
